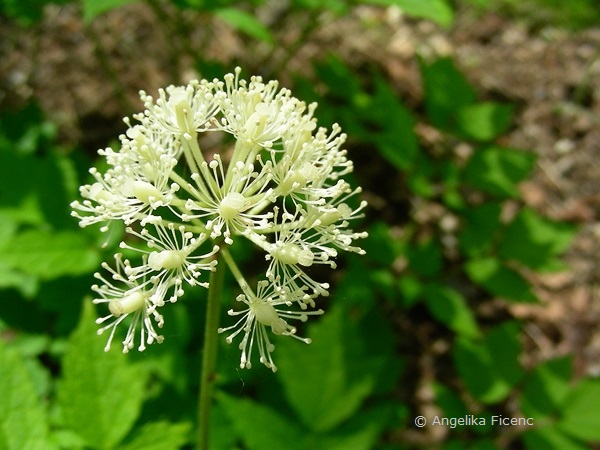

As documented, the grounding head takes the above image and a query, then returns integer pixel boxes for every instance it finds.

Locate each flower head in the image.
[92,254,164,353]
[73,68,367,366]
[218,279,323,372]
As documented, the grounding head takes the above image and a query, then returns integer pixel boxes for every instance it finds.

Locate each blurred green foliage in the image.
[0,0,597,449]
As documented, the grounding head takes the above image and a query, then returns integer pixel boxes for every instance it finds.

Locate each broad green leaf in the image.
[523,426,589,450]
[368,269,396,301]
[558,379,600,441]
[209,403,238,450]
[499,208,576,271]
[464,146,536,197]
[276,305,389,432]
[465,257,537,303]
[458,202,502,256]
[315,56,363,102]
[456,102,514,141]
[353,306,402,395]
[57,301,146,449]
[0,229,100,279]
[0,212,18,247]
[421,57,477,129]
[423,284,480,338]
[120,421,191,450]
[313,404,394,450]
[82,0,139,23]
[407,238,443,278]
[434,383,469,419]
[397,275,422,307]
[454,322,523,403]
[361,222,397,266]
[521,356,572,420]
[0,103,55,154]
[215,8,274,44]
[291,0,350,14]
[333,256,377,308]
[217,392,306,450]
[0,341,49,450]
[47,430,87,449]
[0,150,73,228]
[366,78,419,170]
[440,159,464,208]
[0,0,50,25]
[0,261,39,298]
[364,0,453,27]
[407,153,436,197]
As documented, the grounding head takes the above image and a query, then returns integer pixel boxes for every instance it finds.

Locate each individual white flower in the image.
[70,169,179,230]
[136,80,224,136]
[180,154,274,244]
[92,254,164,353]
[301,188,369,255]
[218,279,323,372]
[217,67,307,151]
[120,220,220,305]
[70,126,181,230]
[260,206,336,304]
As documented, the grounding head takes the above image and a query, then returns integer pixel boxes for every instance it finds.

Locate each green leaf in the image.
[364,0,453,27]
[499,208,576,271]
[421,57,477,129]
[366,78,419,170]
[362,221,397,266]
[291,0,350,14]
[0,150,74,228]
[423,284,480,338]
[523,426,589,450]
[313,404,394,450]
[215,8,274,44]
[217,392,306,450]
[81,0,139,23]
[454,322,523,403]
[397,275,422,307]
[458,202,502,256]
[558,379,600,441]
[0,262,39,298]
[368,269,396,301]
[521,356,572,420]
[120,422,191,450]
[0,341,49,450]
[0,229,100,279]
[315,56,363,101]
[456,102,514,141]
[0,212,18,247]
[0,103,56,155]
[0,0,50,25]
[464,146,536,197]
[57,301,146,449]
[407,153,436,197]
[276,305,389,432]
[465,257,537,303]
[334,256,377,308]
[407,238,443,278]
[434,383,469,419]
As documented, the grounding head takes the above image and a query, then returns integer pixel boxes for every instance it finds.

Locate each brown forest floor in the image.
[2,2,600,378]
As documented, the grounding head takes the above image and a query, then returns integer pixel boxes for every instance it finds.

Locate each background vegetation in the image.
[1,0,600,448]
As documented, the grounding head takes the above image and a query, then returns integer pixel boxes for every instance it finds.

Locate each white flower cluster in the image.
[72,68,367,371]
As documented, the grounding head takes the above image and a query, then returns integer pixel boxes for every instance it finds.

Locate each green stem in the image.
[197,249,225,450]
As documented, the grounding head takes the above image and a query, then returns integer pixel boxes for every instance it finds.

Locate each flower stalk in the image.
[197,249,224,450]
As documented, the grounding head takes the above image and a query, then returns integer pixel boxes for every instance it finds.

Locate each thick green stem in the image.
[197,250,225,450]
